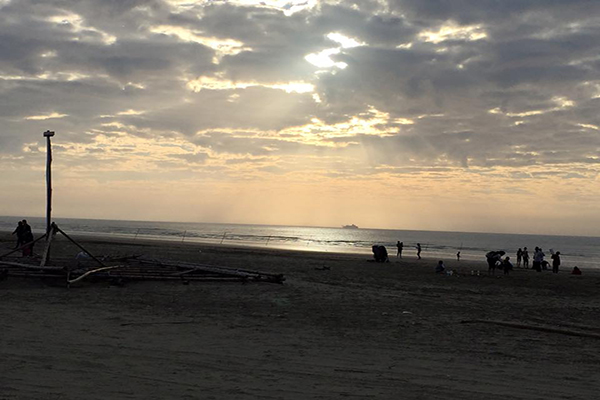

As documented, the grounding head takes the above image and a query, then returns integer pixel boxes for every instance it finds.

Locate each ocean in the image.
[1,216,599,268]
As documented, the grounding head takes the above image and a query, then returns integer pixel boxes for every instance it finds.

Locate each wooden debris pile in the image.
[0,223,285,287]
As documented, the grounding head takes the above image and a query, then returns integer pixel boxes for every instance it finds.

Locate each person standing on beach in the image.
[22,220,32,236]
[416,243,422,260]
[456,251,461,261]
[551,251,561,274]
[522,247,529,268]
[397,241,403,258]
[532,247,544,272]
[21,221,34,257]
[502,257,513,275]
[12,221,24,249]
[516,248,522,268]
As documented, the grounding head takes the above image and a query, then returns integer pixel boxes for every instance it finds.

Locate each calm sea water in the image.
[1,216,599,268]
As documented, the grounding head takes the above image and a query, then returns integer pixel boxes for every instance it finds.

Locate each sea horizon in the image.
[2,215,599,268]
[2,214,599,240]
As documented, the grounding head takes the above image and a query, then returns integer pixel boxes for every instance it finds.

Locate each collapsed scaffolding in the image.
[0,223,285,286]
[0,131,285,287]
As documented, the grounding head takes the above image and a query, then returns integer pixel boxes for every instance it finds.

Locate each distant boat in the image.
[342,224,359,229]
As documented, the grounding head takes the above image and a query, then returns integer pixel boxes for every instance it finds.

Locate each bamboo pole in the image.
[8,273,244,282]
[220,232,227,244]
[43,130,55,236]
[135,258,284,282]
[0,260,64,271]
[40,227,56,268]
[66,264,127,285]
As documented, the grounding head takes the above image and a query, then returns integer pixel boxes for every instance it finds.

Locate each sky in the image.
[1,0,599,236]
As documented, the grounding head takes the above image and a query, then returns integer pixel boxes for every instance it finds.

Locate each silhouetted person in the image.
[21,222,34,257]
[22,219,31,236]
[542,260,551,270]
[551,251,561,274]
[502,256,513,275]
[372,245,389,263]
[522,247,529,268]
[572,266,582,275]
[12,221,24,249]
[486,251,503,275]
[516,248,522,268]
[396,241,403,258]
[416,243,422,260]
[435,260,446,273]
[456,251,461,261]
[532,247,544,272]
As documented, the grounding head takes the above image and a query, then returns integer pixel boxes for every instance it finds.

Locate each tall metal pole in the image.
[43,130,55,236]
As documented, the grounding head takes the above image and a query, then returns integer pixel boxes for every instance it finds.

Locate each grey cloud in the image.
[168,152,210,163]
[313,4,416,46]
[390,0,600,26]
[1,0,600,174]
[192,131,309,157]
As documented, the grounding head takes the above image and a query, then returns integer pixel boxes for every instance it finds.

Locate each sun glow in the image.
[489,96,575,118]
[46,12,116,45]
[327,32,364,48]
[150,25,248,60]
[419,23,487,44]
[186,76,315,94]
[24,112,68,121]
[305,48,347,69]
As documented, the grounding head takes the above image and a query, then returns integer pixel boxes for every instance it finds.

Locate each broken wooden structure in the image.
[0,223,285,287]
[1,131,285,287]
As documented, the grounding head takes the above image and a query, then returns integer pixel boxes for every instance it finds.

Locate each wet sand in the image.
[1,232,599,399]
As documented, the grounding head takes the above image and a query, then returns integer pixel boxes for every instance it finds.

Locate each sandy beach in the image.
[1,232,600,399]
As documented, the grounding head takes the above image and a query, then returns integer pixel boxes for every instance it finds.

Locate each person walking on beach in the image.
[416,243,422,260]
[456,251,461,261]
[12,221,24,249]
[397,241,403,258]
[516,248,523,268]
[522,247,529,268]
[551,251,561,274]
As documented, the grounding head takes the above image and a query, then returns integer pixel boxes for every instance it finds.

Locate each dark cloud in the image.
[390,0,600,26]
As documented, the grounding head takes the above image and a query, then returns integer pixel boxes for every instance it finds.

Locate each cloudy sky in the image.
[1,0,599,235]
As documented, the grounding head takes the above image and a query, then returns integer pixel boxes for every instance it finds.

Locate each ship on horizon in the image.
[342,224,359,229]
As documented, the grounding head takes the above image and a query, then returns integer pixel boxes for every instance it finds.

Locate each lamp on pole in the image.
[43,130,55,236]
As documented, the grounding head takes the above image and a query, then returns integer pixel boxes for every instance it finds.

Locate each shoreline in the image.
[2,228,596,269]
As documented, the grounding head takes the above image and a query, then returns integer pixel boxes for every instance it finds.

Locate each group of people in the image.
[395,241,422,259]
[372,241,422,262]
[485,251,514,275]
[516,247,561,273]
[483,247,564,275]
[381,240,570,276]
[11,220,34,256]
